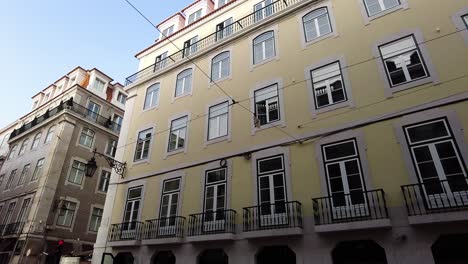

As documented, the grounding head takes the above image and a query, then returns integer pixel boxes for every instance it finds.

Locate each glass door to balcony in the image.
[257,155,288,227]
[410,140,468,209]
[323,140,369,220]
[86,101,100,121]
[405,119,468,210]
[203,168,227,232]
[122,186,142,239]
[158,178,181,237]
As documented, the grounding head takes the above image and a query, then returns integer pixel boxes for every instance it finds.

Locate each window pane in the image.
[207,169,226,183]
[163,179,180,192]
[324,141,357,160]
[406,120,449,143]
[258,156,283,173]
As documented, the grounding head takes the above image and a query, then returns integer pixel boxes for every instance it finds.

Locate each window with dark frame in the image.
[123,186,142,230]
[17,164,30,186]
[204,168,227,222]
[159,178,181,227]
[257,155,287,217]
[155,52,168,71]
[254,84,280,126]
[183,36,198,57]
[98,170,111,193]
[106,139,117,157]
[5,170,17,190]
[379,35,429,87]
[68,160,86,185]
[216,18,233,41]
[321,139,367,217]
[89,207,103,232]
[310,61,347,109]
[31,158,44,181]
[56,201,77,227]
[403,118,468,207]
[17,198,31,223]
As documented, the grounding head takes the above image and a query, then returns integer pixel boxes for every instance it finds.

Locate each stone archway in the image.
[332,240,387,264]
[198,248,228,264]
[115,252,134,264]
[256,245,296,264]
[152,250,176,264]
[432,234,468,264]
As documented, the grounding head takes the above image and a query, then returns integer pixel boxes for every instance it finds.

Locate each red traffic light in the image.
[58,240,64,246]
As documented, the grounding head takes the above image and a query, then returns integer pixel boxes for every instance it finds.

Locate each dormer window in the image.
[33,101,39,109]
[117,92,127,105]
[43,93,50,103]
[69,77,76,87]
[218,0,228,8]
[94,78,106,93]
[161,25,175,38]
[188,9,202,24]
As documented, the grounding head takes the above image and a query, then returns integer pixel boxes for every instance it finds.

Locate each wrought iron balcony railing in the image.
[108,222,144,242]
[187,209,236,236]
[9,97,121,140]
[312,189,389,225]
[2,222,24,236]
[125,0,307,85]
[243,201,303,232]
[401,178,468,216]
[144,216,185,239]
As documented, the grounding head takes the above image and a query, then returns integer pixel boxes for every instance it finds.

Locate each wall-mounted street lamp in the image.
[85,148,126,178]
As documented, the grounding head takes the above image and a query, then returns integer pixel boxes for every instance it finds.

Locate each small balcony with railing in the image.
[108,222,144,246]
[9,97,121,141]
[401,178,468,225]
[187,209,237,242]
[242,201,303,239]
[125,0,308,86]
[312,189,391,233]
[142,216,186,245]
[1,222,24,236]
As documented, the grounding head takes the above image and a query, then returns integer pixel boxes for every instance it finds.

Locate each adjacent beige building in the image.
[94,0,468,263]
[0,67,127,263]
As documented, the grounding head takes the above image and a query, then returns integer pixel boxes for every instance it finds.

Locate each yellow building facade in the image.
[93,0,468,263]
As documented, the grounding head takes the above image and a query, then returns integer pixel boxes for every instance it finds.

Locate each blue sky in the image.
[0,0,192,128]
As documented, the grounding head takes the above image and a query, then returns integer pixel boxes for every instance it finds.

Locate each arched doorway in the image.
[198,249,228,264]
[153,251,176,264]
[115,252,134,264]
[332,240,387,264]
[256,245,296,264]
[432,234,468,264]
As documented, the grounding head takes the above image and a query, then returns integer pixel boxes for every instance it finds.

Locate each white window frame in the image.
[155,52,169,71]
[207,101,230,142]
[161,25,174,39]
[31,132,42,150]
[30,158,45,182]
[203,168,228,229]
[183,36,199,57]
[93,78,106,93]
[67,159,87,187]
[105,139,117,157]
[88,206,104,232]
[78,127,95,149]
[56,200,78,228]
[305,56,354,115]
[252,30,276,66]
[210,51,231,82]
[144,83,160,110]
[451,7,468,45]
[158,178,181,233]
[117,92,127,105]
[134,127,154,162]
[97,169,111,194]
[175,68,193,98]
[86,101,101,121]
[44,125,56,143]
[122,186,143,229]
[216,0,228,9]
[358,0,408,24]
[373,29,438,98]
[7,145,17,160]
[188,9,202,24]
[254,0,274,22]
[301,7,333,43]
[18,138,29,156]
[215,18,233,41]
[167,115,189,154]
[297,1,339,48]
[17,164,30,187]
[5,170,17,190]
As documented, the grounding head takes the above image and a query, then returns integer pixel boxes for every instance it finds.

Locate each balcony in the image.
[312,189,391,233]
[1,222,24,236]
[242,201,303,239]
[142,216,186,245]
[401,178,468,225]
[108,222,144,247]
[125,0,307,85]
[187,209,237,242]
[9,97,121,140]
